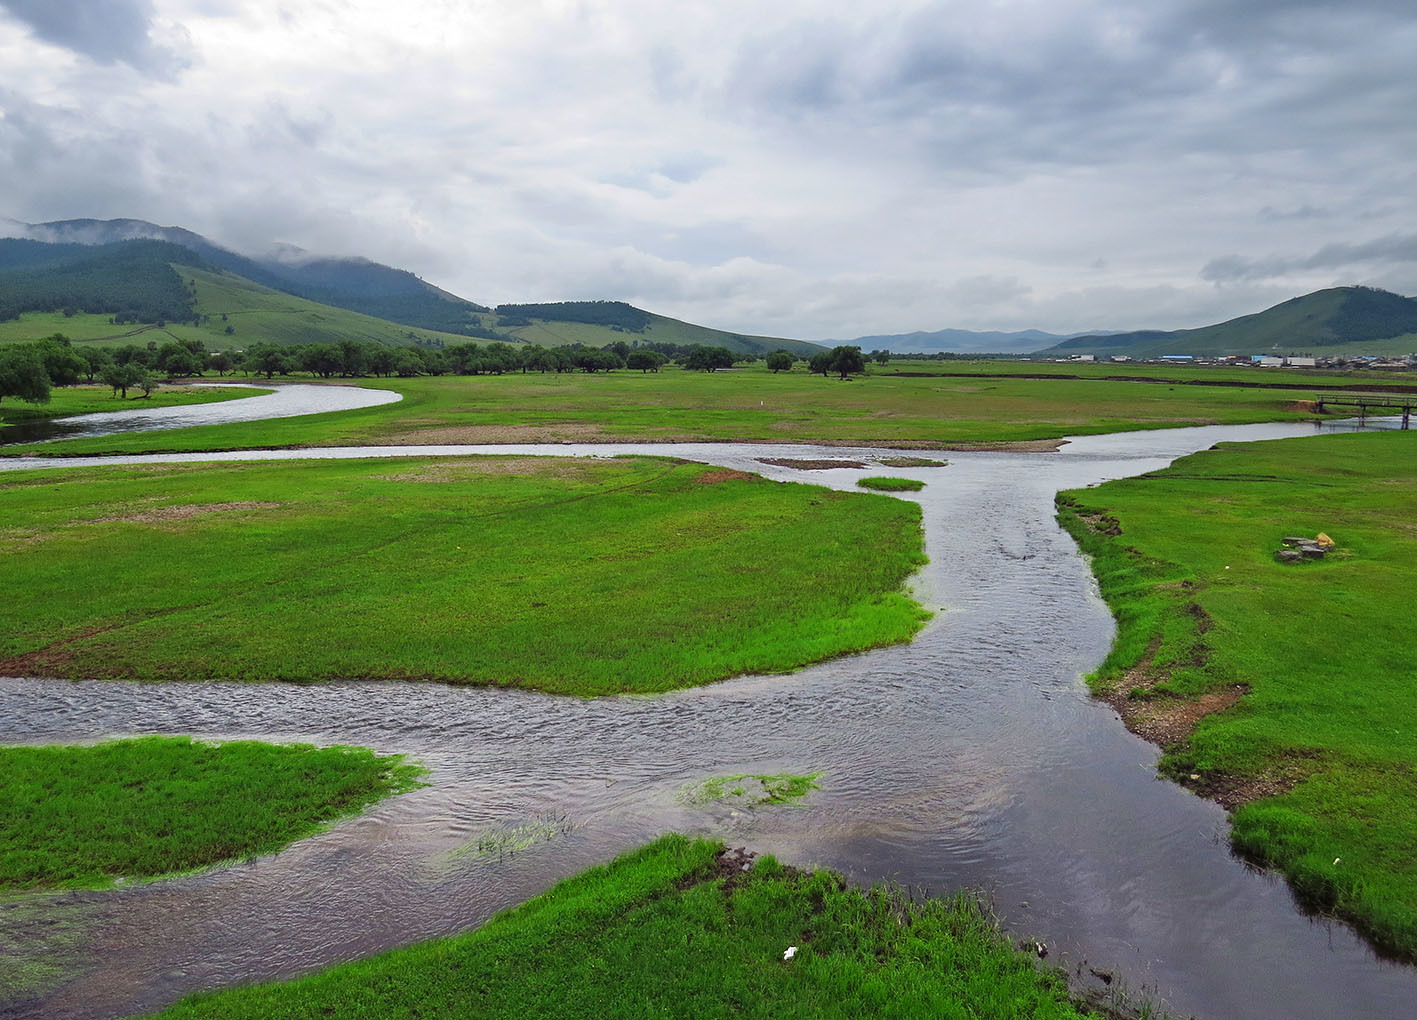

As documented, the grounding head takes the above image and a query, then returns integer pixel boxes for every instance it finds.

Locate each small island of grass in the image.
[0,736,422,892]
[857,476,926,492]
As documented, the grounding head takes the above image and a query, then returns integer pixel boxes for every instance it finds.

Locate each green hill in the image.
[0,261,821,357]
[488,301,819,356]
[0,265,484,351]
[1039,286,1417,358]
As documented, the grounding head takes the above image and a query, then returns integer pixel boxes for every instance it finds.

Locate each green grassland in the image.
[858,477,926,492]
[879,358,1417,387]
[0,383,267,427]
[1,736,421,891]
[1,367,1330,458]
[0,456,927,694]
[1057,430,1417,959]
[142,835,1104,1020]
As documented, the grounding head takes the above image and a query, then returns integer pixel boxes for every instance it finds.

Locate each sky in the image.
[1,0,1415,340]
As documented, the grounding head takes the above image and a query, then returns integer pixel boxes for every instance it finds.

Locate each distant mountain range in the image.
[1035,287,1417,359]
[830,327,1113,355]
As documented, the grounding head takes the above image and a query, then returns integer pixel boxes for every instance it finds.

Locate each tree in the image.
[808,352,832,376]
[208,351,233,376]
[0,346,51,404]
[828,345,865,380]
[247,344,294,379]
[684,345,735,372]
[34,335,87,387]
[765,350,794,373]
[101,362,145,399]
[626,350,666,373]
[872,349,891,365]
[79,347,114,382]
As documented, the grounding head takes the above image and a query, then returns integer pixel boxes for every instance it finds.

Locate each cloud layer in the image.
[1,0,1414,337]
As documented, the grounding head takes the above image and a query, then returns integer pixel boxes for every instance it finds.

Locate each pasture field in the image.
[0,736,421,891]
[0,366,1330,458]
[1058,429,1417,958]
[0,455,927,694]
[143,835,1106,1020]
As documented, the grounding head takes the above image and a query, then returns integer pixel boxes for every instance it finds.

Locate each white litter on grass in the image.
[1334,857,1342,866]
[783,946,797,961]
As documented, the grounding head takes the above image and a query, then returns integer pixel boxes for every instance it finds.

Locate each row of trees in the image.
[1,333,882,407]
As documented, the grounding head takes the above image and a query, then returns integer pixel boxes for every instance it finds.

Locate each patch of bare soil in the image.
[756,457,866,470]
[878,457,947,468]
[91,501,286,524]
[695,469,755,484]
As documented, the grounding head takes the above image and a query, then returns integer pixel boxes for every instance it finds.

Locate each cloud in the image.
[0,0,189,75]
[1201,234,1417,283]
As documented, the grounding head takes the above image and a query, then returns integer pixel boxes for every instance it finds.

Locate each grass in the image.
[0,455,928,694]
[0,736,422,892]
[0,383,266,427]
[0,367,1335,458]
[679,773,823,807]
[1056,429,1417,959]
[141,834,1105,1020]
[858,476,926,492]
[878,456,947,468]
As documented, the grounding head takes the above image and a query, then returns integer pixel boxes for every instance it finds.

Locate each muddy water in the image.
[2,419,1414,1020]
[0,383,400,445]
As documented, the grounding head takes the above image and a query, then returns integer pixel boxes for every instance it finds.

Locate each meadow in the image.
[1,365,1330,458]
[141,835,1109,1020]
[1058,429,1417,958]
[0,455,927,694]
[0,736,421,891]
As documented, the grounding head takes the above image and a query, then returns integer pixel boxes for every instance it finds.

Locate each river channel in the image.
[1,402,1413,1019]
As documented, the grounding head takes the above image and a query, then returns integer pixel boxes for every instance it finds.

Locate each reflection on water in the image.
[1,417,1413,1020]
[0,383,400,446]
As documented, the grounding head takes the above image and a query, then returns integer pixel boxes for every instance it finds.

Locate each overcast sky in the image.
[1,0,1414,339]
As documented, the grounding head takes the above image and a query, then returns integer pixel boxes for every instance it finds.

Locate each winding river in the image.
[1,390,1412,1020]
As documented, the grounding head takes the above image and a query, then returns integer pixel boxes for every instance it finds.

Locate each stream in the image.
[1,400,1413,1020]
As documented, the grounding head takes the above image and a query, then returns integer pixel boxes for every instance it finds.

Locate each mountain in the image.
[830,327,1108,354]
[2,218,491,336]
[488,301,821,356]
[1036,287,1417,358]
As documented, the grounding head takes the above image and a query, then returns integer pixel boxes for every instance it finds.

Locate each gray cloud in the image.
[0,0,188,74]
[1201,234,1417,284]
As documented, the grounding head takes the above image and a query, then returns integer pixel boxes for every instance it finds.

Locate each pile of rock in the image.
[1275,532,1335,563]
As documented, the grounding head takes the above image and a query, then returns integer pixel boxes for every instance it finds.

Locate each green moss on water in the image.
[680,773,823,807]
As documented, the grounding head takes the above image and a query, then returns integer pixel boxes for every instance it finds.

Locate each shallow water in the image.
[0,383,401,446]
[2,417,1414,1020]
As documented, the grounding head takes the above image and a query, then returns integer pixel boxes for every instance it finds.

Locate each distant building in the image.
[1286,356,1317,367]
[1256,356,1284,367]
[1161,355,1193,361]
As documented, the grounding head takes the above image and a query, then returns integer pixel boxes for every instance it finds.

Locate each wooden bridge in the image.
[1315,393,1415,428]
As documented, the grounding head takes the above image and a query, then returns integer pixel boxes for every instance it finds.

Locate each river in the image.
[0,398,1412,1019]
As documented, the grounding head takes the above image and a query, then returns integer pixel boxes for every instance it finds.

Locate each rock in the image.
[1275,549,1304,563]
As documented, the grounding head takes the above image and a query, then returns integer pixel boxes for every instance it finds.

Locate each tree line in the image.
[0,334,883,407]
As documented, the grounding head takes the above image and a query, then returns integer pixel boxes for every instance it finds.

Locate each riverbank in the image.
[0,384,267,429]
[0,370,1323,457]
[0,455,927,694]
[0,736,421,892]
[1057,429,1417,959]
[141,835,1117,1020]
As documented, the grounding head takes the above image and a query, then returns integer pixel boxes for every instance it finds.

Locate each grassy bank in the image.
[143,835,1105,1020]
[0,456,927,694]
[1,368,1324,458]
[1,736,421,891]
[1057,429,1417,958]
[0,383,267,427]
